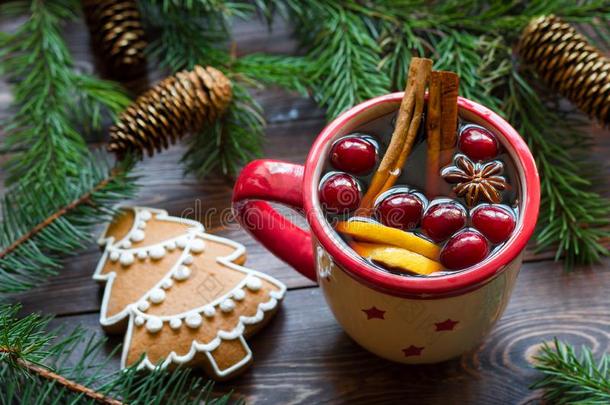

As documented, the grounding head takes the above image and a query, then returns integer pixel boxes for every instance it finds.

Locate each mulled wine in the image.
[319,105,520,277]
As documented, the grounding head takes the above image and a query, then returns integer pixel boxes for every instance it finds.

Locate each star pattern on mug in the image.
[434,318,459,331]
[362,306,385,320]
[402,345,424,357]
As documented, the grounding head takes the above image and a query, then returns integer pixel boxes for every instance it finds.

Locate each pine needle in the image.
[182,83,265,178]
[284,1,390,119]
[0,155,139,294]
[139,0,313,178]
[0,304,235,404]
[505,70,610,268]
[532,338,610,404]
[0,0,131,185]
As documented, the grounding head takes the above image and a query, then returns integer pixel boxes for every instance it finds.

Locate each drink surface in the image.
[319,110,520,277]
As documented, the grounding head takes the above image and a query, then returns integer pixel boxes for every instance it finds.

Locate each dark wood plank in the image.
[46,258,610,404]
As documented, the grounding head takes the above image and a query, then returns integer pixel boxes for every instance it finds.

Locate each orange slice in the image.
[336,220,440,260]
[351,242,443,276]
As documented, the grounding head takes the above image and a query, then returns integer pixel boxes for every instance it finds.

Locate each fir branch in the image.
[430,31,510,113]
[0,305,233,404]
[71,73,132,133]
[140,0,313,177]
[5,355,123,405]
[0,0,130,184]
[150,0,253,19]
[532,338,610,404]
[140,0,230,70]
[505,70,610,268]
[182,82,265,177]
[285,1,390,119]
[0,155,139,294]
[232,53,313,95]
[373,0,610,40]
[378,19,425,91]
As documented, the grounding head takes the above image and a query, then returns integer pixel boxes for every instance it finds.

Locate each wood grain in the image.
[2,12,610,405]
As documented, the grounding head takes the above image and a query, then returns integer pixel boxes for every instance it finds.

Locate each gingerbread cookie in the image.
[94,207,286,380]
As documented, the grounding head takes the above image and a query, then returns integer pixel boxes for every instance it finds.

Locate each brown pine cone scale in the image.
[517,15,610,126]
[82,0,148,79]
[108,66,232,158]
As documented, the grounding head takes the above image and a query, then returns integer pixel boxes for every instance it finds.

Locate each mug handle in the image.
[232,159,316,281]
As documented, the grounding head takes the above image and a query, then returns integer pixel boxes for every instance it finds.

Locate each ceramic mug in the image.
[232,93,540,364]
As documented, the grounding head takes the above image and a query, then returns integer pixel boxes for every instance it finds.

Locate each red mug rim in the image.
[303,92,540,298]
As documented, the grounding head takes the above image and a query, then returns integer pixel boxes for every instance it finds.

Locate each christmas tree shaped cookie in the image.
[94,207,286,380]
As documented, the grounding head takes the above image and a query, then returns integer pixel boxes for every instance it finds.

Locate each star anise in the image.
[441,154,508,207]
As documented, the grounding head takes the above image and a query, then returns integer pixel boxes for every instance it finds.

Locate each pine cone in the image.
[108,66,232,157]
[517,15,610,126]
[82,0,147,79]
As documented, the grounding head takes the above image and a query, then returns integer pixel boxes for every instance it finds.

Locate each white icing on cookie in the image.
[233,289,246,301]
[119,252,135,266]
[185,313,202,329]
[245,276,262,292]
[149,288,166,304]
[130,229,145,243]
[137,301,150,312]
[95,206,206,331]
[176,236,189,249]
[220,299,235,313]
[182,255,193,265]
[161,279,173,289]
[121,240,132,249]
[139,210,152,221]
[146,317,163,333]
[190,239,205,254]
[135,316,145,326]
[202,305,215,317]
[173,265,191,281]
[97,217,288,380]
[109,251,120,262]
[149,245,166,260]
[165,240,176,251]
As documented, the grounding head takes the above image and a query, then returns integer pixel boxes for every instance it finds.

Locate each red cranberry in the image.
[440,230,489,270]
[471,205,516,244]
[375,192,424,230]
[421,202,467,242]
[330,135,377,175]
[319,173,361,214]
[458,126,499,161]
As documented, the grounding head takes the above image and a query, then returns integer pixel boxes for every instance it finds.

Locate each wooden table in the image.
[2,16,609,405]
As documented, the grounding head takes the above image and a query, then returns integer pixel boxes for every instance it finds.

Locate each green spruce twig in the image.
[139,0,313,178]
[283,1,390,119]
[0,0,130,185]
[0,305,233,404]
[506,70,610,267]
[0,156,138,294]
[532,338,610,404]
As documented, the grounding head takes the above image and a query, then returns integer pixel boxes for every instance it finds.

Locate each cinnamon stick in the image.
[425,72,442,197]
[381,59,431,191]
[439,71,459,166]
[359,57,432,212]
